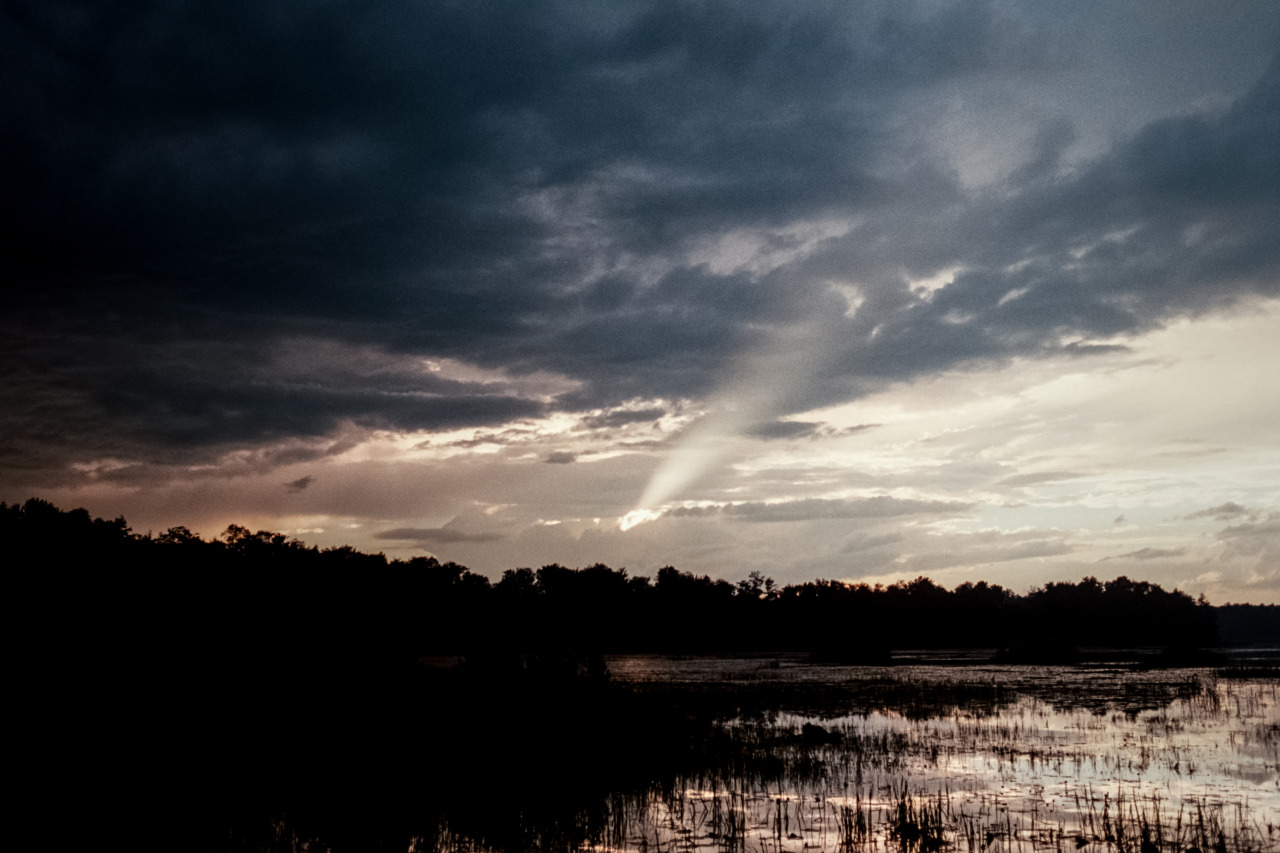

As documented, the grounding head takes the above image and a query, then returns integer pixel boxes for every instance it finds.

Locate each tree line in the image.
[4,497,1240,661]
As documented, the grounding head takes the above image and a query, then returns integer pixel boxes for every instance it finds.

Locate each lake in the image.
[248,655,1279,853]
[582,656,1279,853]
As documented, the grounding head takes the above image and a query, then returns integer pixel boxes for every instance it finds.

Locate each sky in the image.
[3,1,1280,603]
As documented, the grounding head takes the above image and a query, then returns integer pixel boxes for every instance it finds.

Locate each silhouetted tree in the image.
[0,497,1222,663]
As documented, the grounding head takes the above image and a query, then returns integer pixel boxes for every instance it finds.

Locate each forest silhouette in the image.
[5,496,1247,661]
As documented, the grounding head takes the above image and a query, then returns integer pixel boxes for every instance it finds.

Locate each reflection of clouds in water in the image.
[853,683,1278,834]
[596,665,1279,853]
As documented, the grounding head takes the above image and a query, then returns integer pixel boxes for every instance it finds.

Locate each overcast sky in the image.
[4,1,1280,602]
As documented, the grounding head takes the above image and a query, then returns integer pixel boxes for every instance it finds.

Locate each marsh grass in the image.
[595,671,1275,853]
[232,663,1278,853]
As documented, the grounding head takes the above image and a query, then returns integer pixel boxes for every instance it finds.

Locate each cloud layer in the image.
[3,1,1280,601]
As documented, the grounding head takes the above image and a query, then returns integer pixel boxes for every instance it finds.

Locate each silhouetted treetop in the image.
[2,498,1226,656]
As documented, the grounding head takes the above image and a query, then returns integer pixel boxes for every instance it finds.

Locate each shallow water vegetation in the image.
[226,662,1278,853]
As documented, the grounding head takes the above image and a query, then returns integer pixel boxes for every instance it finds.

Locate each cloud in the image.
[1217,513,1280,547]
[745,421,825,441]
[3,3,1280,605]
[1008,116,1077,184]
[665,496,972,524]
[732,419,881,442]
[851,528,1081,579]
[578,407,669,430]
[283,475,313,493]
[839,532,905,554]
[1185,502,1252,521]
[3,2,1279,488]
[374,527,505,545]
[997,471,1087,488]
[1103,547,1187,561]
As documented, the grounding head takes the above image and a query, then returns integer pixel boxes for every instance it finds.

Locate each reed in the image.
[223,662,1279,853]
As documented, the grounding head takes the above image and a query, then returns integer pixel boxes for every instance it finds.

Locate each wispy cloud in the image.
[374,527,505,545]
[1103,547,1187,562]
[664,496,972,523]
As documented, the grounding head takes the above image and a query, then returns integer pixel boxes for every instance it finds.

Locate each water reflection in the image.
[540,677,1274,853]
[253,661,1279,853]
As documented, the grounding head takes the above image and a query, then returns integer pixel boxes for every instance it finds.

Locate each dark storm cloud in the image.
[0,329,546,476]
[814,52,1280,396]
[3,0,1279,481]
[100,367,545,448]
[1008,116,1077,185]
